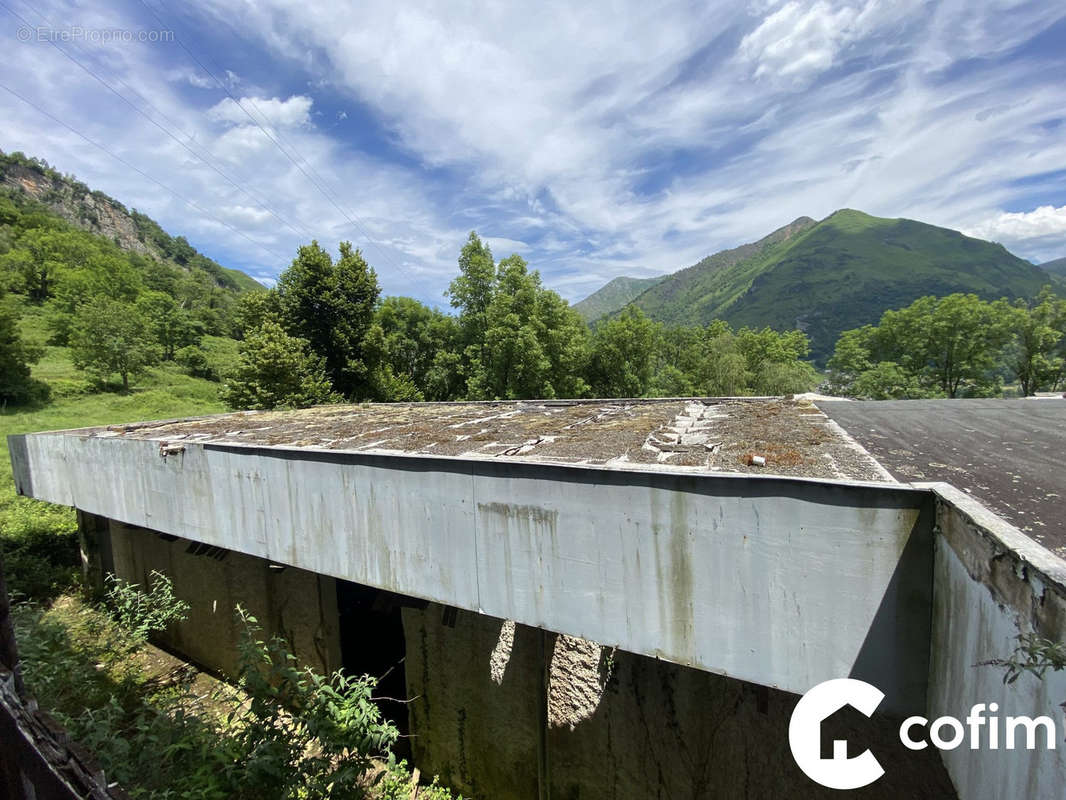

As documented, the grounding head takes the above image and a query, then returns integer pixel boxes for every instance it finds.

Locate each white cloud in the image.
[2,0,1064,303]
[965,206,1066,244]
[736,0,917,83]
[220,204,274,225]
[207,95,313,129]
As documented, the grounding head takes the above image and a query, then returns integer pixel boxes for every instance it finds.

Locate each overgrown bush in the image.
[225,606,399,799]
[13,595,459,799]
[104,570,190,642]
[174,344,216,380]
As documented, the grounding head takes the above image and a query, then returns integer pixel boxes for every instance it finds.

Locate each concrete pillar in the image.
[76,510,113,598]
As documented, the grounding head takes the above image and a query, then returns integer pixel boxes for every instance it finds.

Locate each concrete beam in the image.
[9,431,934,711]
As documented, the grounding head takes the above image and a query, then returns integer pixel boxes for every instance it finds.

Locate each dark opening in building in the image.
[335,579,420,758]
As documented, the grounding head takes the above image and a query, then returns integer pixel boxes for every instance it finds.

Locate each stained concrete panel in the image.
[10,431,933,710]
[927,485,1066,800]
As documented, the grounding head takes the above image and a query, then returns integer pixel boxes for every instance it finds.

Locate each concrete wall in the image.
[9,432,935,713]
[927,485,1066,800]
[106,520,341,677]
[403,602,956,800]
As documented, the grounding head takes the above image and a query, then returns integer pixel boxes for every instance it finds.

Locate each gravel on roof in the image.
[84,397,892,482]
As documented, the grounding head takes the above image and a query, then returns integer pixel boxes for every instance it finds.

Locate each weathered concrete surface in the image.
[927,484,1066,800]
[402,605,543,797]
[10,431,934,711]
[404,603,957,800]
[108,521,341,677]
[820,399,1066,555]
[72,398,891,480]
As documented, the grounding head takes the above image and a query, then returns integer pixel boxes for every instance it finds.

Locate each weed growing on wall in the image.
[104,570,190,643]
[981,632,1066,684]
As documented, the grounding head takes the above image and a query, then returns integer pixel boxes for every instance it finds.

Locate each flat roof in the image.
[819,398,1066,556]
[84,397,892,482]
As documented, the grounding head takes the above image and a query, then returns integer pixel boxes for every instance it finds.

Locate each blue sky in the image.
[1,0,1065,306]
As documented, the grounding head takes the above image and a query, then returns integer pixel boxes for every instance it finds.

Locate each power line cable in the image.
[138,0,419,281]
[0,80,295,268]
[1,0,317,245]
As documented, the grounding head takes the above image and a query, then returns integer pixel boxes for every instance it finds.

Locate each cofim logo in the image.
[788,678,1059,790]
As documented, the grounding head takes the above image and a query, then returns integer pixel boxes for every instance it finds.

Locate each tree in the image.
[587,305,659,397]
[0,290,49,404]
[1008,287,1065,396]
[69,298,159,391]
[879,294,1014,398]
[136,290,200,360]
[447,232,496,367]
[219,321,338,410]
[851,361,934,400]
[735,326,817,394]
[233,289,282,339]
[276,241,380,398]
[374,296,461,399]
[463,254,589,399]
[828,293,1017,399]
[826,325,878,395]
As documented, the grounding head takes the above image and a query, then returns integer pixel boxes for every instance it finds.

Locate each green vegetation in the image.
[0,149,262,294]
[219,321,339,410]
[104,570,190,643]
[572,274,665,322]
[220,230,819,407]
[827,290,1066,398]
[582,209,1054,362]
[981,632,1066,685]
[11,590,460,799]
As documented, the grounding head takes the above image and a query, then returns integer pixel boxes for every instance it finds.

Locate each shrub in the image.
[104,570,190,643]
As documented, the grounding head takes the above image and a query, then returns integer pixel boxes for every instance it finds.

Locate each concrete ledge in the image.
[9,430,935,711]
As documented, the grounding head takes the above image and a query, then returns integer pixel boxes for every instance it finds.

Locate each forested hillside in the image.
[580,209,1054,362]
[572,274,664,321]
[0,150,262,292]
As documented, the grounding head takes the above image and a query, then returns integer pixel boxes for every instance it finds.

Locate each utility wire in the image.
[0,80,294,268]
[138,0,418,281]
[1,0,317,245]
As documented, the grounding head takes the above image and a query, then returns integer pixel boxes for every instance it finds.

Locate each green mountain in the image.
[593,209,1051,362]
[1042,257,1066,276]
[573,274,665,321]
[0,150,263,292]
[625,215,817,323]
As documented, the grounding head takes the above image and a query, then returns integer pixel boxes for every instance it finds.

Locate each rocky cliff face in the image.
[1,162,154,257]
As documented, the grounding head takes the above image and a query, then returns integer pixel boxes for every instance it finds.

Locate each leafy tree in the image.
[734,326,817,394]
[69,298,159,392]
[276,241,380,398]
[693,327,750,396]
[826,326,878,395]
[588,305,659,397]
[233,288,282,339]
[174,344,215,380]
[880,294,1014,397]
[219,321,338,410]
[374,295,460,398]
[463,254,589,399]
[829,293,1017,398]
[0,290,49,404]
[851,361,935,400]
[448,231,496,367]
[1008,287,1065,396]
[136,290,200,360]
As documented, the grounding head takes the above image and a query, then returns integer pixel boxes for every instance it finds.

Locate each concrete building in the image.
[8,397,1066,799]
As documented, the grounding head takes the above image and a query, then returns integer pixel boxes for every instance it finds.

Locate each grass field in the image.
[1,320,226,599]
